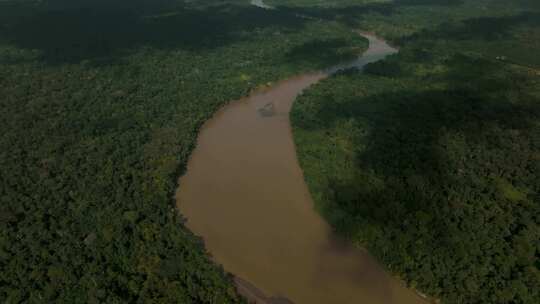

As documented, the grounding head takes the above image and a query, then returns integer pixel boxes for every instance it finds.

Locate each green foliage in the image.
[266,0,391,8]
[291,1,540,303]
[0,1,367,302]
[269,0,538,46]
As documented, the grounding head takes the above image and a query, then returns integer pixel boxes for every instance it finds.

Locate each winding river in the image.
[175,2,428,304]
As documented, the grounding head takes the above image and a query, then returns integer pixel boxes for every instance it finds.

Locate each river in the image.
[175,2,428,304]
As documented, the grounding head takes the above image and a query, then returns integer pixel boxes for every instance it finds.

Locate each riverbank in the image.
[175,27,429,303]
[0,1,372,302]
[290,9,540,303]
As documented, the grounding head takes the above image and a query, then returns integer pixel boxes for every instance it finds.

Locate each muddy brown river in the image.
[175,33,428,304]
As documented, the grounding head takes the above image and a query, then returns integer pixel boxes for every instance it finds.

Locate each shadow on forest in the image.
[323,89,539,298]
[3,0,536,66]
[403,12,540,43]
[319,63,540,250]
[275,0,464,27]
[277,0,539,48]
[303,54,540,243]
[279,2,395,28]
[289,10,540,296]
[0,1,306,65]
[284,38,364,69]
[394,0,463,5]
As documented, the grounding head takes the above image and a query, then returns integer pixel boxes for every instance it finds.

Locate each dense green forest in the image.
[290,0,540,303]
[0,0,367,302]
[2,0,539,303]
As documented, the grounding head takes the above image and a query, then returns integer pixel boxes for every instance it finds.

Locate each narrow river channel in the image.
[175,4,429,304]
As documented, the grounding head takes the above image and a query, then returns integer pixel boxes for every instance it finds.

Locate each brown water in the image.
[175,34,427,304]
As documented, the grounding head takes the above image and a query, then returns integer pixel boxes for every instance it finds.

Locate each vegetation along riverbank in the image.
[287,0,540,303]
[1,0,538,303]
[0,0,367,302]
